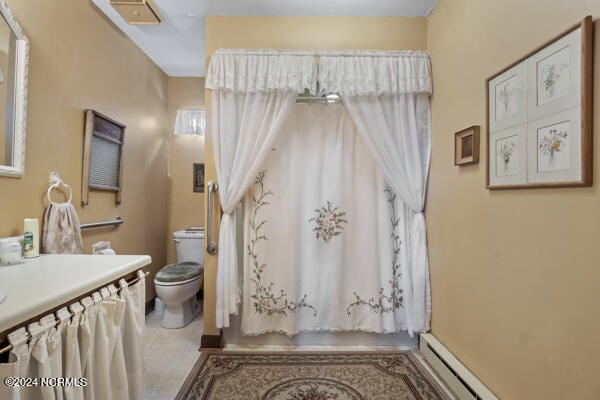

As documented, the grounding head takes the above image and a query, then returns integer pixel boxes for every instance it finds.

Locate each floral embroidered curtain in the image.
[206,49,432,333]
[318,54,433,333]
[210,89,298,328]
[241,104,410,335]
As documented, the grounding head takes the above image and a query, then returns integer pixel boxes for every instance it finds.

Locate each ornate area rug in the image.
[176,351,449,400]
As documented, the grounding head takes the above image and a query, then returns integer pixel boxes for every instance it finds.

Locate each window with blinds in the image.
[81,110,126,206]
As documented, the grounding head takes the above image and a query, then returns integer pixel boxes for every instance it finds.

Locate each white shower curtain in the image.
[319,54,433,334]
[207,52,317,328]
[241,104,410,335]
[206,49,432,333]
[2,270,146,400]
[343,94,431,334]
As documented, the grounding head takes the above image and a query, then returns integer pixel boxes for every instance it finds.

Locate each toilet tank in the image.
[173,229,204,265]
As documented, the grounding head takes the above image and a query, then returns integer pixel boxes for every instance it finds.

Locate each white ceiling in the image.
[91,0,439,77]
[205,0,438,17]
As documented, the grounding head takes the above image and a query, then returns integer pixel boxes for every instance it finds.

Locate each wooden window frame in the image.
[81,109,126,206]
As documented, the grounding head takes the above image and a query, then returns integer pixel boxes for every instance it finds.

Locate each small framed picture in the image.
[454,126,480,166]
[193,163,205,193]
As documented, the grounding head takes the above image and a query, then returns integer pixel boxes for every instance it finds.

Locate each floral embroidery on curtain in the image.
[241,104,409,335]
[309,202,348,243]
[207,48,432,334]
[347,187,404,315]
[249,170,317,318]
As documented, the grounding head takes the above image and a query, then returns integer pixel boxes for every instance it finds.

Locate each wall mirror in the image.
[0,1,28,178]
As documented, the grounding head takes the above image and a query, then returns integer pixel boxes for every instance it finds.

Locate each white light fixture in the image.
[174,109,205,136]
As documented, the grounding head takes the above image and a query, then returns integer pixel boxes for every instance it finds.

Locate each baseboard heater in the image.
[419,334,499,400]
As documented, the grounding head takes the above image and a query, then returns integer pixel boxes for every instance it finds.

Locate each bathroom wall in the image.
[427,2,600,399]
[203,15,428,335]
[166,77,206,264]
[0,0,170,300]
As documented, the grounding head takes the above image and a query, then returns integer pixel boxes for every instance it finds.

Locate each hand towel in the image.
[43,203,84,254]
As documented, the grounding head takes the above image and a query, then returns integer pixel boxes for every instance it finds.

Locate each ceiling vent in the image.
[109,0,162,25]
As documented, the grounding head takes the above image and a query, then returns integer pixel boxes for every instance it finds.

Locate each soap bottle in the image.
[23,218,40,258]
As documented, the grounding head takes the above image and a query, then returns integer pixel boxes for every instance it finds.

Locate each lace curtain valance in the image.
[319,52,432,95]
[205,51,318,94]
[205,49,432,95]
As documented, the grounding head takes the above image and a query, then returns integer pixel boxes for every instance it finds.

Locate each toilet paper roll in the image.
[95,248,116,255]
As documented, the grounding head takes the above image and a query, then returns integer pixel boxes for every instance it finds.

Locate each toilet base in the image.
[161,296,201,329]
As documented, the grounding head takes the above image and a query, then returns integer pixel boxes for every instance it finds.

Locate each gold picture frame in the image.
[455,126,480,166]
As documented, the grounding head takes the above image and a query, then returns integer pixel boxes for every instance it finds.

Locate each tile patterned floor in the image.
[143,309,203,400]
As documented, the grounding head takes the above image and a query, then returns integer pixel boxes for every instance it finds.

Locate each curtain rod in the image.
[214,49,431,58]
[296,96,343,104]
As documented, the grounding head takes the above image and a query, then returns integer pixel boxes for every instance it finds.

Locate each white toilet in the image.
[154,228,204,328]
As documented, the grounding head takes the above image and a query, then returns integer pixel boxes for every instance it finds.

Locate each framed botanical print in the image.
[489,125,527,186]
[489,62,526,133]
[486,16,592,189]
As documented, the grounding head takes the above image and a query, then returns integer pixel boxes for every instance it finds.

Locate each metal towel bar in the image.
[206,181,218,255]
[80,217,123,230]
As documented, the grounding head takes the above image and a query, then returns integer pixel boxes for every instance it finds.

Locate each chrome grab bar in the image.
[80,217,123,230]
[206,181,218,255]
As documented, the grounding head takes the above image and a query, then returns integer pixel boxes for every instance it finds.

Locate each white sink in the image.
[0,289,5,305]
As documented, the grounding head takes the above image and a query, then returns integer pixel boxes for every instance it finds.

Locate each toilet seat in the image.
[155,262,204,286]
[154,274,203,287]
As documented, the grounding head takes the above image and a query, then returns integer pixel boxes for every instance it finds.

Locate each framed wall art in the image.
[454,125,480,166]
[486,16,593,189]
[193,163,205,193]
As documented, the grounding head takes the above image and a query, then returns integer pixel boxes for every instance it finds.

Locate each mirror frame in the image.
[0,0,28,178]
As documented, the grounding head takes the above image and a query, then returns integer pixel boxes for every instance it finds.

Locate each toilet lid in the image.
[156,262,204,283]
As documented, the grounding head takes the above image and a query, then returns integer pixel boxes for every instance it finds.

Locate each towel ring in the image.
[47,181,73,204]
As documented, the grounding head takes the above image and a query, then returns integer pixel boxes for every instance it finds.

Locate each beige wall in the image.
[0,0,169,300]
[166,77,205,264]
[427,2,600,399]
[204,16,428,335]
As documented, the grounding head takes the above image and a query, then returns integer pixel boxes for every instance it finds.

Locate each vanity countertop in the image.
[0,254,151,336]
